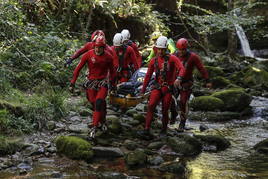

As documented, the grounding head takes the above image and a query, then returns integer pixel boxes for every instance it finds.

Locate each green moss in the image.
[211,76,231,89]
[0,99,24,117]
[205,66,224,78]
[167,135,202,156]
[243,67,268,90]
[211,88,252,111]
[125,149,147,166]
[190,96,224,111]
[56,136,94,161]
[133,114,145,123]
[0,136,23,156]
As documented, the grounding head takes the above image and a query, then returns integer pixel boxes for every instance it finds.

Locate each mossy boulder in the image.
[108,118,122,134]
[126,109,138,117]
[0,136,24,156]
[211,88,252,111]
[211,76,231,89]
[190,96,224,111]
[195,135,231,151]
[242,67,268,90]
[167,135,202,156]
[0,99,24,117]
[55,136,93,161]
[125,149,147,166]
[159,162,186,174]
[204,66,224,78]
[254,138,268,154]
[133,114,145,123]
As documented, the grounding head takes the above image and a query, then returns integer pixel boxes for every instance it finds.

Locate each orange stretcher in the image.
[109,92,150,108]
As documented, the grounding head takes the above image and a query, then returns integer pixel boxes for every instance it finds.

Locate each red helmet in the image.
[176,38,188,49]
[94,35,106,47]
[91,30,105,42]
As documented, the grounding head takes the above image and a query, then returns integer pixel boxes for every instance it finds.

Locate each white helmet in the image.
[113,33,123,46]
[121,29,130,41]
[155,36,168,48]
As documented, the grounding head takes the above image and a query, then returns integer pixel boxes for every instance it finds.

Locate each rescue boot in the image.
[88,127,97,139]
[177,120,186,133]
[159,128,167,138]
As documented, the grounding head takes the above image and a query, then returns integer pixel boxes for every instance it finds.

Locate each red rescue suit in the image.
[173,51,209,122]
[126,40,142,68]
[141,55,185,131]
[111,45,139,83]
[71,49,116,127]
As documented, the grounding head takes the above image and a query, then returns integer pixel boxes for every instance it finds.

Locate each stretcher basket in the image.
[109,92,150,108]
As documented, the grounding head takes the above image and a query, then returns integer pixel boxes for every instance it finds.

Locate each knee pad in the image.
[95,99,104,111]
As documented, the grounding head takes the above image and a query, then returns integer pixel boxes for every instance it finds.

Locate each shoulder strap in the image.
[162,55,170,82]
[116,46,127,69]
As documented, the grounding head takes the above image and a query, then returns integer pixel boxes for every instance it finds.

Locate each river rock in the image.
[148,156,164,166]
[126,109,138,117]
[211,76,232,89]
[92,147,124,158]
[79,108,92,116]
[195,135,231,151]
[124,140,139,151]
[133,114,145,123]
[159,161,186,174]
[167,135,202,156]
[68,123,88,133]
[55,136,93,161]
[199,124,209,132]
[125,149,147,166]
[98,172,127,179]
[189,111,241,121]
[108,118,122,134]
[254,138,268,154]
[147,141,164,150]
[47,120,56,130]
[190,96,224,111]
[211,88,252,111]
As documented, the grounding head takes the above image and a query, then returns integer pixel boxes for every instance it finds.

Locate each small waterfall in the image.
[235,24,255,58]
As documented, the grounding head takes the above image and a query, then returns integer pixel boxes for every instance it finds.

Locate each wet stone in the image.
[92,147,124,158]
[50,171,63,178]
[68,123,88,133]
[199,124,209,132]
[148,156,164,166]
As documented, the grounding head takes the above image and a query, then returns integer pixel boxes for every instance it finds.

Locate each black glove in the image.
[64,58,73,67]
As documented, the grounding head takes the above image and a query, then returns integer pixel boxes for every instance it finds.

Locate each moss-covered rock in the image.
[108,118,122,134]
[254,138,268,154]
[167,135,202,156]
[0,99,24,117]
[242,67,268,90]
[125,149,147,166]
[211,76,231,89]
[133,114,145,123]
[126,109,138,117]
[211,88,252,111]
[204,66,224,78]
[0,136,24,156]
[159,162,186,174]
[190,96,224,111]
[189,111,241,121]
[195,135,231,151]
[147,141,164,150]
[55,136,93,161]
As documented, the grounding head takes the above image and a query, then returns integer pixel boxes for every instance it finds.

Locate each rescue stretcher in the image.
[109,67,153,108]
[109,92,150,108]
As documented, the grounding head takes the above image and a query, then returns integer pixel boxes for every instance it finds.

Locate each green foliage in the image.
[181,2,265,35]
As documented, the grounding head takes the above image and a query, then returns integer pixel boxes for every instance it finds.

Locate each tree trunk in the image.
[227,0,237,56]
